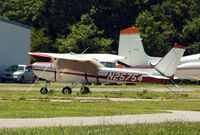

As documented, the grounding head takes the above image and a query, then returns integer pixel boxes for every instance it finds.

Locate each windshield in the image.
[6,65,25,71]
[100,62,116,68]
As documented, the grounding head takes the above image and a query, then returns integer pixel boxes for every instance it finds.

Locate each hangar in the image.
[0,18,31,78]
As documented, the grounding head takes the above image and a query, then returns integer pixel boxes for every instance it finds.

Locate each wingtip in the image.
[27,52,51,58]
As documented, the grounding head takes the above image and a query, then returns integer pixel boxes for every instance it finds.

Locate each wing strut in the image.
[51,58,61,79]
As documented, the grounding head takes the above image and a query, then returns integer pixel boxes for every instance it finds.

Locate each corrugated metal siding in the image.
[0,19,31,76]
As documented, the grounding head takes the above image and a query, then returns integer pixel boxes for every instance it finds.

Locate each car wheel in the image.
[1,79,5,83]
[20,76,24,83]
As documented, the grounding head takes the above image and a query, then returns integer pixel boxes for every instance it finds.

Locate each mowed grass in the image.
[0,89,200,100]
[0,90,200,100]
[1,122,200,135]
[0,88,200,118]
[0,100,200,118]
[0,82,200,88]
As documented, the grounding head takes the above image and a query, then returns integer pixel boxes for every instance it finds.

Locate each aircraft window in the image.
[100,62,116,68]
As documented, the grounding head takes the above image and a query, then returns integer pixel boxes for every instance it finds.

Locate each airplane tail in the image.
[118,27,159,66]
[153,44,186,78]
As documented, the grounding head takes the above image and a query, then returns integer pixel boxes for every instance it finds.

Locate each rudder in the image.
[153,44,187,78]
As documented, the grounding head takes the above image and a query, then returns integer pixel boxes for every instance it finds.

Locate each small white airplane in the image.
[28,44,186,94]
[118,27,200,81]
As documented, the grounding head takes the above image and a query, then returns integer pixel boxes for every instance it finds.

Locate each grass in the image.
[0,100,200,118]
[1,122,200,135]
[0,90,199,101]
[0,82,200,88]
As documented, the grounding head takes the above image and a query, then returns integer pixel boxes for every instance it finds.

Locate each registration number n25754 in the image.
[106,72,145,82]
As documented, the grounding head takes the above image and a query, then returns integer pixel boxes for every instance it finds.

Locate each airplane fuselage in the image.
[31,62,169,84]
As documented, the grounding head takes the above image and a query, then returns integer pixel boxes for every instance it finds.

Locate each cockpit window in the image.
[6,65,25,71]
[100,62,116,68]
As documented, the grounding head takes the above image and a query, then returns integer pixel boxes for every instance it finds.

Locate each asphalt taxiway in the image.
[0,110,200,128]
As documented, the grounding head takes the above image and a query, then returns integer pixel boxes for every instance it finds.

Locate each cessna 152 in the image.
[118,27,200,80]
[28,44,186,94]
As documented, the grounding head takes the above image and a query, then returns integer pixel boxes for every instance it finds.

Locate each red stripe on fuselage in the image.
[32,68,168,83]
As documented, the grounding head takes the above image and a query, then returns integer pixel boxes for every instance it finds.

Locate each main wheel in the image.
[62,86,72,94]
[80,86,90,94]
[40,87,48,94]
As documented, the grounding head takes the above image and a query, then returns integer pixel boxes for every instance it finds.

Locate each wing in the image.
[27,52,125,61]
[28,52,123,75]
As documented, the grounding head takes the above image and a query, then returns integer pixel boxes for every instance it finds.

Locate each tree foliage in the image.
[56,13,113,53]
[0,0,199,57]
[136,0,200,56]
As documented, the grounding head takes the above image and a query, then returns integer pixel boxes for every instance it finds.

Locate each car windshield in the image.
[6,65,25,71]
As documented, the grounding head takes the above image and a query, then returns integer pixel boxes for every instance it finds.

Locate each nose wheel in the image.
[40,81,50,94]
[40,87,48,94]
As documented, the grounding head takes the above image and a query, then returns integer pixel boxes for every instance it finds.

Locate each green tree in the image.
[136,0,200,56]
[0,0,44,27]
[31,28,55,52]
[31,28,56,62]
[136,11,177,56]
[56,13,113,53]
[182,17,200,54]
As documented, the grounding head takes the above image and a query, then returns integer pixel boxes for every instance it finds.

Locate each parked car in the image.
[1,65,36,83]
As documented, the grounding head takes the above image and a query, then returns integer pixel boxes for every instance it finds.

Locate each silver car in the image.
[1,65,36,83]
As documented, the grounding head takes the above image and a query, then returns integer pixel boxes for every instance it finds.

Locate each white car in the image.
[1,65,36,83]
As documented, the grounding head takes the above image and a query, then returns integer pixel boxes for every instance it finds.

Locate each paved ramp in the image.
[0,110,200,128]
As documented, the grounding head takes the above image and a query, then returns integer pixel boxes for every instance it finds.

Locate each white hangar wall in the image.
[0,18,31,74]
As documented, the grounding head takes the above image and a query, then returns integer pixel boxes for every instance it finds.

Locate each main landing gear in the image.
[62,86,72,94]
[40,81,91,95]
[80,86,90,94]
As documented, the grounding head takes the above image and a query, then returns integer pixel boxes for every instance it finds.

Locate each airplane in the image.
[27,44,186,95]
[118,27,200,81]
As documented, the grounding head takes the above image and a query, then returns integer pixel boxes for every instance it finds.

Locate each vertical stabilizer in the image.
[154,45,186,78]
[118,27,150,66]
[118,27,161,66]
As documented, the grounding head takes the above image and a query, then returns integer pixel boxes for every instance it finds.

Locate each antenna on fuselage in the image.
[81,47,90,54]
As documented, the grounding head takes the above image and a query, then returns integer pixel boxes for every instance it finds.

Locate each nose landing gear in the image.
[40,81,50,94]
